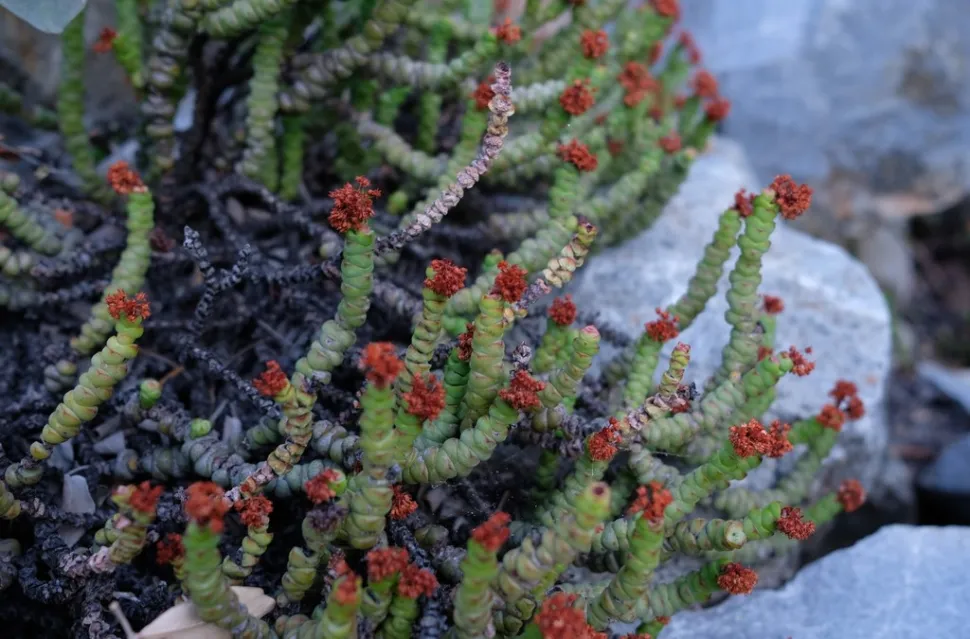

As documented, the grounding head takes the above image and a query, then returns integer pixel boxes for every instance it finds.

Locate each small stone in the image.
[173,89,196,132]
[221,416,243,447]
[49,441,74,472]
[58,474,95,547]
[93,430,126,455]
[61,474,95,514]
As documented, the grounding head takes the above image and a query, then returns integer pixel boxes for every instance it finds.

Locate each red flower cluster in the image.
[618,62,659,107]
[765,420,793,457]
[425,259,467,297]
[107,161,146,195]
[733,188,755,217]
[398,564,438,599]
[718,563,758,595]
[92,27,117,53]
[729,419,792,458]
[535,592,604,639]
[816,404,846,431]
[678,30,701,64]
[658,133,682,154]
[155,533,184,565]
[403,373,446,422]
[391,485,418,520]
[185,482,231,533]
[105,290,151,322]
[580,30,609,59]
[366,547,409,582]
[334,572,361,606]
[360,342,404,388]
[305,468,341,504]
[588,418,621,461]
[770,174,813,219]
[837,479,866,513]
[492,260,528,302]
[704,96,731,122]
[471,76,496,111]
[650,0,681,20]
[691,69,719,98]
[128,481,163,514]
[627,480,673,522]
[235,494,273,528]
[499,370,546,411]
[645,308,679,342]
[548,295,578,326]
[830,380,858,403]
[560,79,596,116]
[495,18,521,44]
[762,295,784,315]
[787,345,816,376]
[829,379,865,420]
[557,139,598,172]
[331,554,350,576]
[328,176,380,233]
[471,511,511,552]
[776,506,816,540]
[253,360,288,397]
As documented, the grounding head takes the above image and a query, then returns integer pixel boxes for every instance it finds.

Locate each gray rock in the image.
[0,0,138,123]
[658,525,970,639]
[919,433,970,494]
[570,138,893,497]
[917,361,970,415]
[681,0,970,216]
[1,0,86,34]
[679,0,970,300]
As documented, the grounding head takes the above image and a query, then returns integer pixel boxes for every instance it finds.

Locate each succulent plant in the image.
[0,1,867,637]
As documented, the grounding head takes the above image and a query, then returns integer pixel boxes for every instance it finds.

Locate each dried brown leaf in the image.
[135,587,274,638]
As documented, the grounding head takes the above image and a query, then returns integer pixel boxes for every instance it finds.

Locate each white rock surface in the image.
[659,525,970,639]
[570,138,893,496]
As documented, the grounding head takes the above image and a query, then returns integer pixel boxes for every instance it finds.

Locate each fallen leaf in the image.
[136,586,274,638]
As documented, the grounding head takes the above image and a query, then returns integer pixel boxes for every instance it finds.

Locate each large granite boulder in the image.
[570,138,894,499]
[679,0,970,301]
[658,525,970,639]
